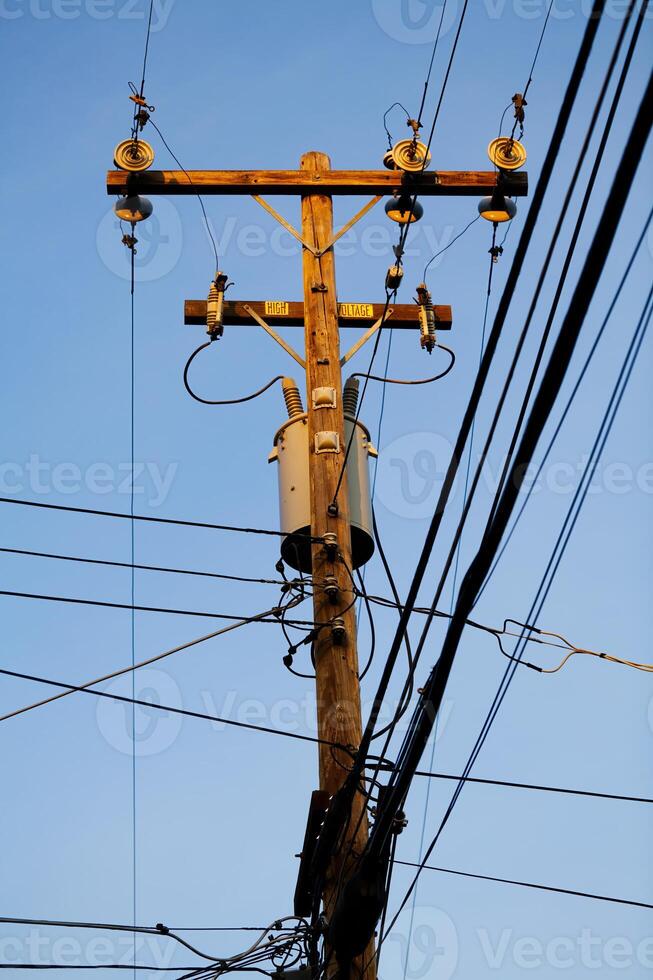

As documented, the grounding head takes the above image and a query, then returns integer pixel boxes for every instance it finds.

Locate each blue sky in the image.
[0,1,652,977]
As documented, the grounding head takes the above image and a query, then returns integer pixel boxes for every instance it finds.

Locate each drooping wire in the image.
[422,214,480,284]
[382,102,411,148]
[148,118,220,271]
[349,343,455,385]
[183,341,285,406]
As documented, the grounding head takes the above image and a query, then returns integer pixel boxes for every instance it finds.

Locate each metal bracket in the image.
[340,309,395,366]
[243,304,306,368]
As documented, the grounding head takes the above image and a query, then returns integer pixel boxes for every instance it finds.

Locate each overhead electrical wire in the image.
[148,118,220,270]
[183,342,285,406]
[349,343,455,385]
[0,596,306,724]
[484,0,647,531]
[0,589,314,625]
[0,496,322,542]
[330,0,467,511]
[0,664,341,750]
[0,546,288,587]
[395,0,642,715]
[336,0,608,816]
[477,201,653,602]
[375,54,653,956]
[378,283,653,953]
[395,861,653,911]
[2,662,648,809]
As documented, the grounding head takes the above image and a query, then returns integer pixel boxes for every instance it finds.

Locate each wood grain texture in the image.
[107,168,528,197]
[301,152,375,979]
[183,299,453,329]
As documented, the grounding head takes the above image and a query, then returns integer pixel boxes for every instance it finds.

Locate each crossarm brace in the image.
[243,303,306,368]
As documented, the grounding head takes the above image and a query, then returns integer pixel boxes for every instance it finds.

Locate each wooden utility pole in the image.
[300,151,373,978]
[107,148,526,977]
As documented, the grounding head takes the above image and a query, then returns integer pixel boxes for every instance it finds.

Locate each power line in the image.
[0,665,337,749]
[0,597,305,724]
[0,546,287,586]
[402,769,653,805]
[476,200,653,602]
[395,861,653,911]
[0,496,321,541]
[340,0,608,805]
[3,659,646,810]
[0,589,313,625]
[377,47,653,953]
[398,0,641,712]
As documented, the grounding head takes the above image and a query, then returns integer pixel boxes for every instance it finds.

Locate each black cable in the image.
[415,0,450,124]
[329,0,467,512]
[138,0,155,97]
[350,344,455,386]
[395,861,653,911]
[0,496,321,542]
[342,0,607,797]
[485,0,645,531]
[148,119,219,270]
[0,666,345,751]
[423,214,480,282]
[387,767,653,805]
[476,203,653,603]
[369,278,652,964]
[509,0,555,138]
[0,589,314,626]
[382,102,411,148]
[354,569,376,682]
[0,546,289,587]
[183,341,285,406]
[376,56,653,948]
[402,0,640,699]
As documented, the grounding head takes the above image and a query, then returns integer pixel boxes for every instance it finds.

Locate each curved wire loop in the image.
[183,340,284,406]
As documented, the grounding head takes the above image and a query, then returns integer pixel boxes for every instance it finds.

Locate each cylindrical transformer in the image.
[268,413,377,573]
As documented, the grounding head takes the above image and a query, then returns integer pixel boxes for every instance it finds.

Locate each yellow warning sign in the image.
[338,303,374,318]
[264,301,290,316]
